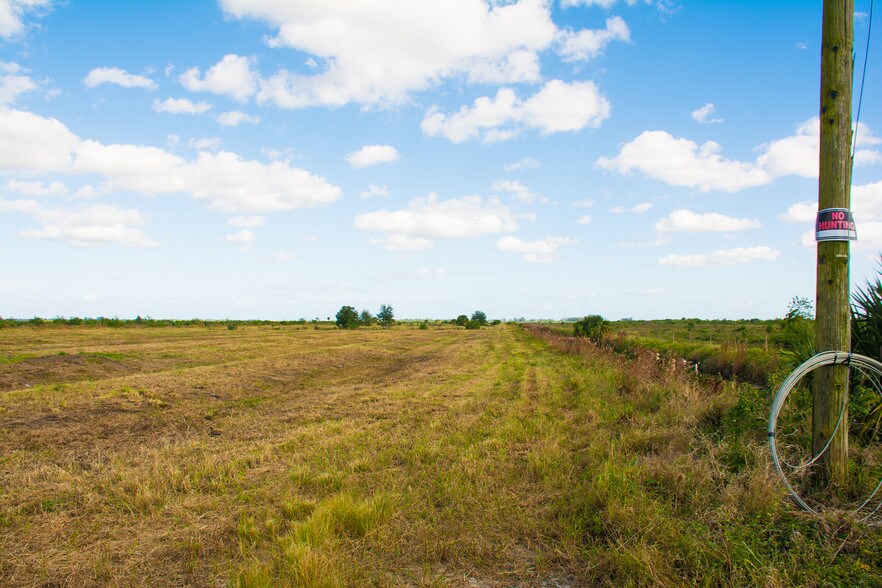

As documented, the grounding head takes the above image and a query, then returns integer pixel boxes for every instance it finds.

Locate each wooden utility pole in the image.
[813,0,853,488]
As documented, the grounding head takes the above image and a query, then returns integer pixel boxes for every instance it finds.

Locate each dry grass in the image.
[3,323,882,586]
[0,324,606,586]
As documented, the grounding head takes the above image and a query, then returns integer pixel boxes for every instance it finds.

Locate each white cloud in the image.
[560,0,676,10]
[577,214,593,224]
[779,200,817,223]
[184,151,342,212]
[360,184,389,199]
[0,107,343,214]
[189,136,222,151]
[655,209,762,232]
[225,0,559,108]
[12,201,159,248]
[496,235,576,262]
[369,234,434,251]
[610,202,652,213]
[0,63,36,104]
[83,67,156,90]
[0,196,39,214]
[180,54,258,102]
[599,118,882,193]
[503,157,541,172]
[658,246,779,267]
[598,130,771,192]
[572,198,595,208]
[152,97,212,115]
[261,146,299,162]
[490,178,545,204]
[73,140,189,193]
[466,49,541,84]
[216,110,259,127]
[355,192,518,249]
[754,118,820,178]
[854,180,882,221]
[422,80,610,143]
[560,0,617,6]
[4,178,66,196]
[691,102,723,124]
[345,144,400,168]
[0,107,79,171]
[0,0,51,39]
[223,229,256,244]
[226,215,265,228]
[557,16,630,62]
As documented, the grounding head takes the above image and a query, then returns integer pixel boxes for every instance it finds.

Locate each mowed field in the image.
[2,324,881,587]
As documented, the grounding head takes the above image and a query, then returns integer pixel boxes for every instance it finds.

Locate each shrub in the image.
[335,306,360,329]
[377,305,394,328]
[574,315,606,342]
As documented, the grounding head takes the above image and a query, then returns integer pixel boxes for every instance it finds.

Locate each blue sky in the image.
[1,0,880,321]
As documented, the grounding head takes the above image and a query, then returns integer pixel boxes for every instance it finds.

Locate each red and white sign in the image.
[816,208,857,242]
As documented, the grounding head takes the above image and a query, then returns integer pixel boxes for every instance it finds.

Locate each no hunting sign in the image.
[816,208,857,242]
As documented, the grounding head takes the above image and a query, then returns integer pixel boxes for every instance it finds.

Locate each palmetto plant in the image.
[851,266,882,440]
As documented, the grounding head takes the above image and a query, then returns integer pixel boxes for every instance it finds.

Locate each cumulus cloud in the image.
[599,118,882,193]
[561,0,676,10]
[189,136,222,151]
[0,107,79,171]
[6,199,159,248]
[610,202,652,213]
[223,229,256,244]
[0,107,343,214]
[0,0,51,39]
[152,97,212,115]
[345,144,400,168]
[658,246,779,267]
[0,62,36,104]
[779,200,817,223]
[221,0,559,108]
[496,235,576,262]
[180,54,258,102]
[691,102,723,124]
[504,157,541,172]
[360,184,389,199]
[216,110,259,127]
[557,16,630,62]
[655,209,762,232]
[422,80,610,143]
[83,67,156,90]
[490,179,545,204]
[560,0,617,6]
[355,192,518,249]
[598,131,770,192]
[577,214,593,224]
[184,151,342,212]
[4,178,66,197]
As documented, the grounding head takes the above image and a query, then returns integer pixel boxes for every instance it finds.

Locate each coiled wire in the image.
[769,351,882,518]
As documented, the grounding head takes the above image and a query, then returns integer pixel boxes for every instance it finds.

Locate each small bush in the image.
[574,315,606,342]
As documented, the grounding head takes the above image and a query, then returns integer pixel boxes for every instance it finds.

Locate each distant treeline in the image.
[0,316,323,328]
